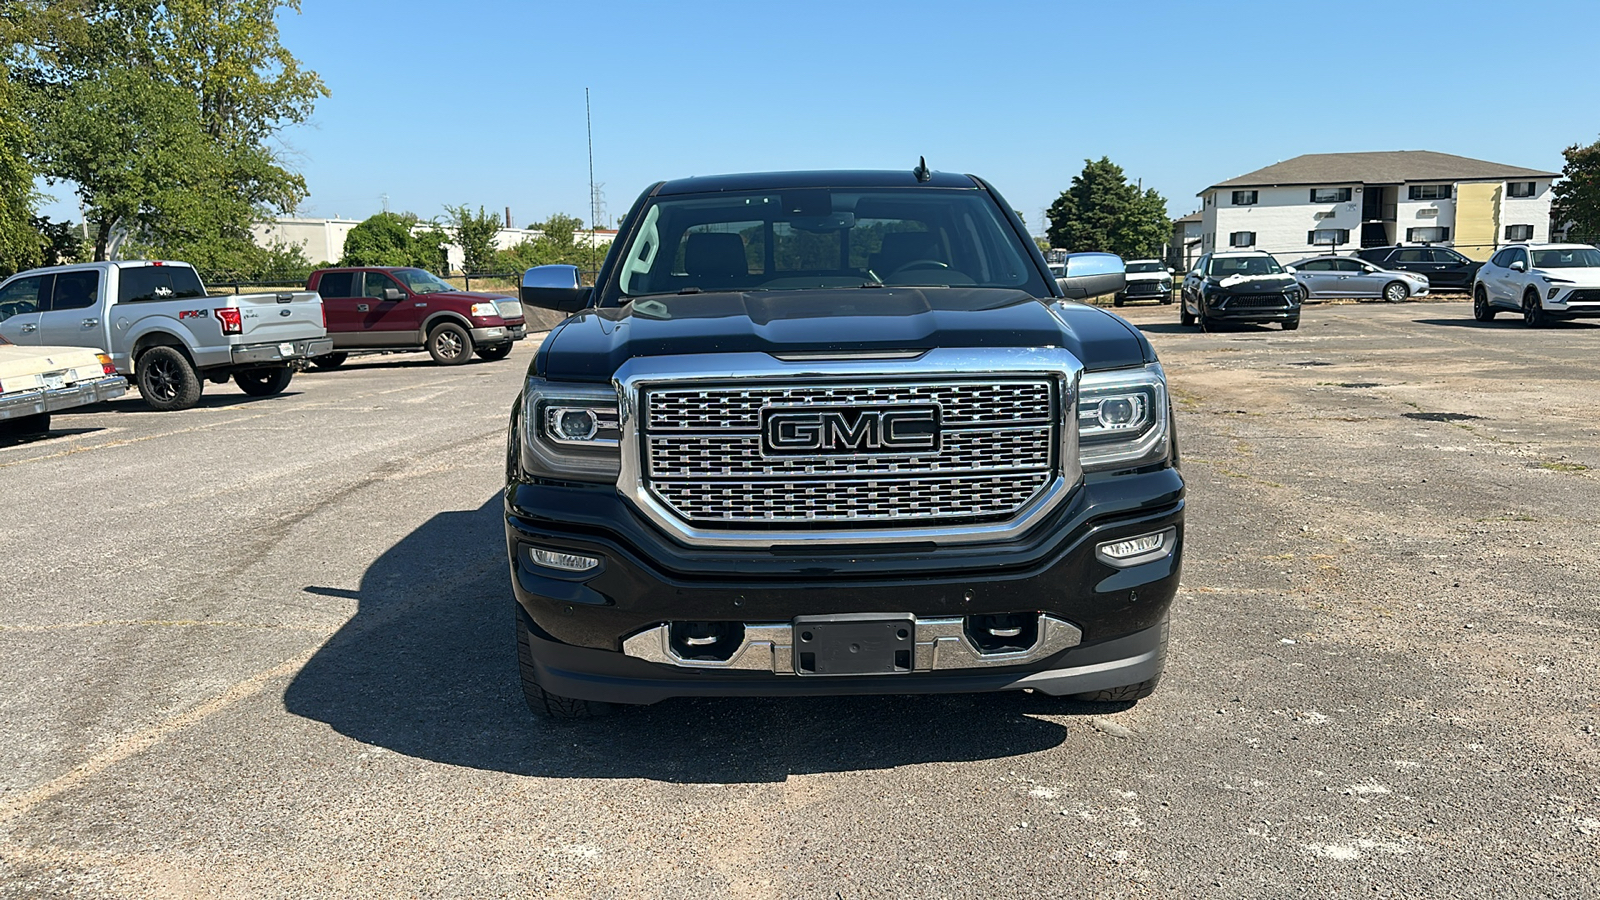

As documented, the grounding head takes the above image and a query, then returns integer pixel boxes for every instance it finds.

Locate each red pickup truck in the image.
[305,267,528,367]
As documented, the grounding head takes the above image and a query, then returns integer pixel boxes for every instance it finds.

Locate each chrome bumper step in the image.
[621,614,1083,675]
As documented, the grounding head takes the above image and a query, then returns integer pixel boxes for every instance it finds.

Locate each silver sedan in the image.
[1287,256,1430,302]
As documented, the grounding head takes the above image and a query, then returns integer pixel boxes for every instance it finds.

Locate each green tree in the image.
[496,213,606,273]
[446,204,501,274]
[36,66,217,261]
[14,0,325,264]
[0,75,41,275]
[341,211,421,267]
[1046,157,1170,259]
[1554,136,1600,238]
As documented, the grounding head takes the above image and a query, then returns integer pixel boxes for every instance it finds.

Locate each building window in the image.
[1310,187,1352,203]
[1229,232,1256,247]
[1408,184,1452,201]
[1507,181,1536,198]
[1307,228,1350,246]
[1504,224,1534,241]
[1231,190,1258,206]
[1405,227,1451,242]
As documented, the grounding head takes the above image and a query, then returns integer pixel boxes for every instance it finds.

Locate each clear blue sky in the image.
[36,0,1600,235]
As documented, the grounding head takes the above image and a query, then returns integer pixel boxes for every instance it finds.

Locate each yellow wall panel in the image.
[1454,182,1501,260]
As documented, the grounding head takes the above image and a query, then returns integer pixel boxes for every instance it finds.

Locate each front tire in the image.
[136,345,203,411]
[1282,316,1300,331]
[1,412,51,437]
[1523,290,1549,328]
[1473,286,1497,321]
[474,343,514,362]
[1071,676,1162,703]
[515,604,611,720]
[1180,296,1196,327]
[310,352,348,370]
[1383,281,1410,303]
[427,322,473,366]
[1113,296,1126,308]
[233,366,294,397]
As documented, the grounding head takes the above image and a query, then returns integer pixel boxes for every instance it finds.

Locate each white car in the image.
[0,335,127,436]
[1115,259,1175,306]
[1473,243,1600,327]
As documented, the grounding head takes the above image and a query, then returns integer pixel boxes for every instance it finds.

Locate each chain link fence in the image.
[195,268,602,296]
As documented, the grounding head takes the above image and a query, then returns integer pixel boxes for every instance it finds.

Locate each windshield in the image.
[1532,247,1600,268]
[1126,261,1165,274]
[609,187,1046,299]
[1206,256,1284,277]
[391,269,455,293]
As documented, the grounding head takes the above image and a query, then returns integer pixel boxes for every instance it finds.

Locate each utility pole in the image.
[587,88,598,278]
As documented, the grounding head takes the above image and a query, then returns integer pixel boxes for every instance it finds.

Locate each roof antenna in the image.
[913,156,932,183]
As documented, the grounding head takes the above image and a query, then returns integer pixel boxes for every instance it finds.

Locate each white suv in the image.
[1473,243,1600,327]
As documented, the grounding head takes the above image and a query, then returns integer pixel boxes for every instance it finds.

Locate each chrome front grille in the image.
[641,379,1058,526]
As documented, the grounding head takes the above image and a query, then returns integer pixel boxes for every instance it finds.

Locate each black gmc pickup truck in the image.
[504,168,1184,718]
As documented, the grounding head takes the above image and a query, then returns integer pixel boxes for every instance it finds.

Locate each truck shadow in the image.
[99,393,302,414]
[283,495,1080,783]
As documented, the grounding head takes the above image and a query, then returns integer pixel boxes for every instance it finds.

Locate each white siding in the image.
[1208,184,1361,259]
[1498,179,1553,243]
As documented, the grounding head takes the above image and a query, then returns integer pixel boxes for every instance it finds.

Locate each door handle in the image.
[20,323,36,332]
[83,318,98,327]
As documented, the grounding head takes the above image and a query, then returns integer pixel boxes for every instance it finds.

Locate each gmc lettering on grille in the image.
[760,405,941,455]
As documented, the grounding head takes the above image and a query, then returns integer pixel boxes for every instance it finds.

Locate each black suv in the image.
[505,168,1185,718]
[1356,245,1481,291]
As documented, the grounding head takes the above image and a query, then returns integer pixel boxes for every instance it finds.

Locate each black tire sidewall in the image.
[136,346,203,411]
[428,322,473,365]
[233,367,293,396]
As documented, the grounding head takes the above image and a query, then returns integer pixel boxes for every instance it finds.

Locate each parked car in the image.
[0,334,127,436]
[1180,251,1302,330]
[1285,256,1429,302]
[0,261,330,411]
[1115,259,1174,306]
[1472,243,1600,327]
[506,167,1182,718]
[1356,244,1481,292]
[304,267,528,367]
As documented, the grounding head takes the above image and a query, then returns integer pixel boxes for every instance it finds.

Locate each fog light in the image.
[1548,288,1562,300]
[1096,527,1176,568]
[527,546,600,572]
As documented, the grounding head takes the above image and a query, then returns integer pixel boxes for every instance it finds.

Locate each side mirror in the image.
[521,264,591,312]
[1284,266,1298,274]
[1166,268,1176,275]
[1510,260,1527,272]
[1055,252,1126,300]
[382,287,404,302]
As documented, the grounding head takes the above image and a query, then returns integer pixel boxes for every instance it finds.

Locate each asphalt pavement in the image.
[1,301,1596,898]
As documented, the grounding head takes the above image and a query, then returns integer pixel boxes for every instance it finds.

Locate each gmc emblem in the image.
[760,405,940,456]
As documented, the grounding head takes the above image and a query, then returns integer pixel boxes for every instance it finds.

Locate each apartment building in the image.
[1196,151,1557,261]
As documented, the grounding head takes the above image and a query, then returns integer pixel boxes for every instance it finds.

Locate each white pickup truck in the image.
[0,260,331,410]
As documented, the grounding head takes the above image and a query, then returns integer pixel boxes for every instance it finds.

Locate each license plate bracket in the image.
[792,614,914,676]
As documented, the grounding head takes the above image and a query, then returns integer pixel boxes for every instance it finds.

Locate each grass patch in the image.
[1538,461,1591,473]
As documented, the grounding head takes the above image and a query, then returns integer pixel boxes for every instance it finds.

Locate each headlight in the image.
[520,378,621,482]
[1077,364,1170,472]
[470,302,500,318]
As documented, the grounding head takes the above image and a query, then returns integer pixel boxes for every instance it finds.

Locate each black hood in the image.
[534,288,1154,382]
[1205,275,1299,292]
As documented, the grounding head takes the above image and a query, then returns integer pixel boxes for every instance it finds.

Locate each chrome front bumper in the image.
[0,376,127,421]
[232,337,335,366]
[621,613,1083,675]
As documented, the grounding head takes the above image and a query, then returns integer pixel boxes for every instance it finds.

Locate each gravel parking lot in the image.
[2,301,1597,899]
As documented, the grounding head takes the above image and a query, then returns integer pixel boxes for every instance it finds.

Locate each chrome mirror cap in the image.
[523,264,581,289]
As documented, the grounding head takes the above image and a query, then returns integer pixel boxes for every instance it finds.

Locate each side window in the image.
[48,270,101,311]
[316,272,355,298]
[1299,260,1333,271]
[364,272,399,298]
[0,275,48,321]
[1489,249,1514,267]
[1332,259,1364,272]
[1394,249,1430,263]
[1511,248,1530,268]
[1433,249,1470,265]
